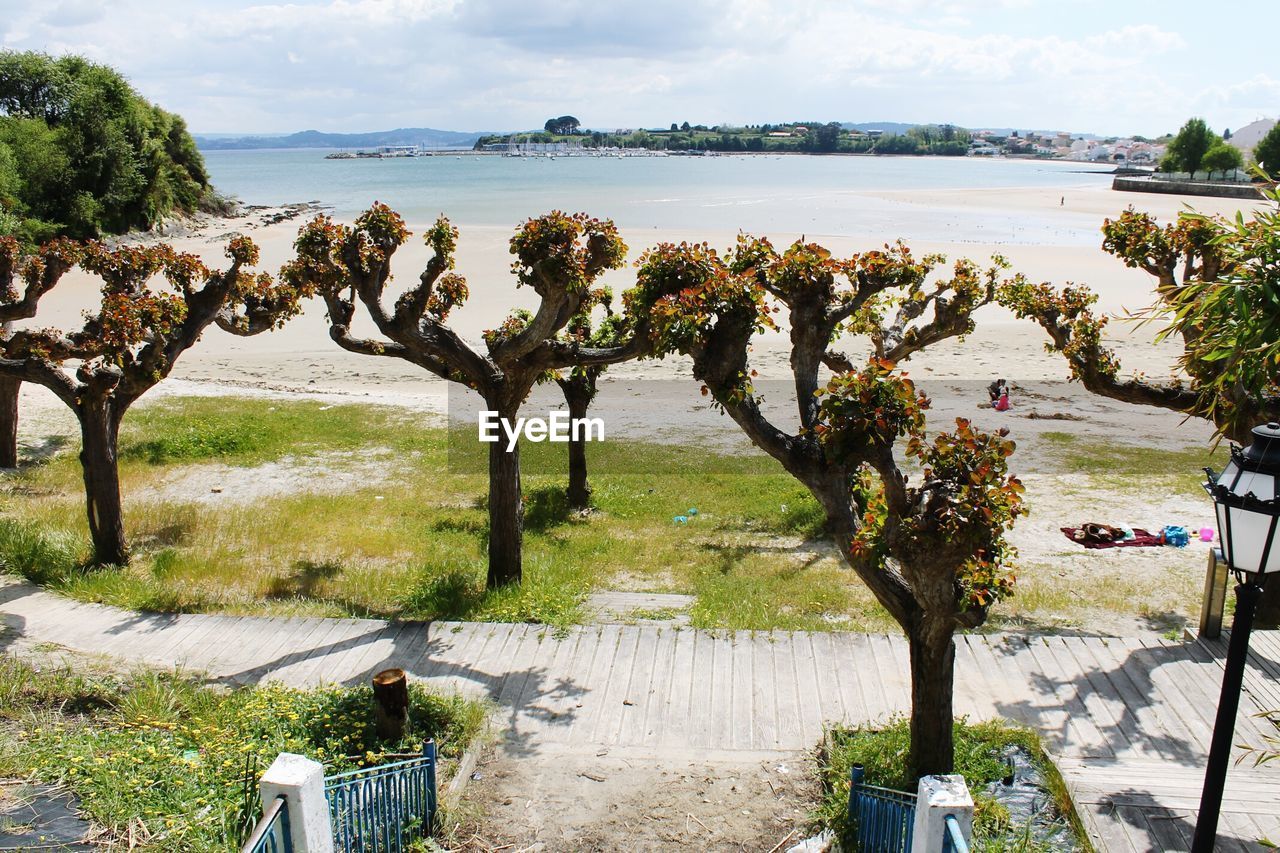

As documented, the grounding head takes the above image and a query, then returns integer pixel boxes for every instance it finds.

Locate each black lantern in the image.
[1205,421,1280,578]
[1193,422,1280,852]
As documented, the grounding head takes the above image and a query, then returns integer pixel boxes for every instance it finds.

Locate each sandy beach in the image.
[15,177,1262,452]
[10,177,1262,640]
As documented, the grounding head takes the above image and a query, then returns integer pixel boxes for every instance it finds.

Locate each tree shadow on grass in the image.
[265,560,345,600]
[698,539,828,576]
[13,435,72,469]
[523,485,575,533]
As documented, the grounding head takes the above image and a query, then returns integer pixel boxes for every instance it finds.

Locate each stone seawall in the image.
[1112,176,1264,200]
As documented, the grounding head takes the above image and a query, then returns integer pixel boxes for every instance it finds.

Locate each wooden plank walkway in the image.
[2,576,1278,851]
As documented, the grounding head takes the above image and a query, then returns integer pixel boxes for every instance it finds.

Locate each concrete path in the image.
[2,575,1278,851]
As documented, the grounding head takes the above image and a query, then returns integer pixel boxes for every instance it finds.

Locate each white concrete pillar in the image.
[910,774,973,853]
[260,752,333,853]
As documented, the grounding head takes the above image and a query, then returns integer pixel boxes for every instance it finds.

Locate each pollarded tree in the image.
[0,236,80,467]
[1003,190,1280,622]
[1000,198,1280,447]
[280,205,643,588]
[0,237,306,564]
[625,238,1027,777]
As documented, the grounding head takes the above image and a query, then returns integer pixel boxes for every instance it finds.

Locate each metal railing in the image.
[324,741,438,853]
[241,794,293,853]
[847,764,916,853]
[942,813,970,853]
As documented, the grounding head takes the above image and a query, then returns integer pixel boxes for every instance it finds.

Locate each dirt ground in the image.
[448,745,822,852]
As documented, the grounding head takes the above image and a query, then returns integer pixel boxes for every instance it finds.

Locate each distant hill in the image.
[195,127,491,150]
[841,121,921,135]
[841,121,1101,139]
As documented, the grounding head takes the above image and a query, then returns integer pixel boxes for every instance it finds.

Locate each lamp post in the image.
[1192,422,1280,853]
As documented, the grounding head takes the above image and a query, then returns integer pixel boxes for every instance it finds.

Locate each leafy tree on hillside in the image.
[1253,123,1280,173]
[280,206,647,588]
[543,115,581,135]
[0,237,306,564]
[625,238,1028,777]
[803,122,843,153]
[0,51,211,242]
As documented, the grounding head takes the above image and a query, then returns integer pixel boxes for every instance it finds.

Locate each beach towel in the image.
[1061,525,1162,549]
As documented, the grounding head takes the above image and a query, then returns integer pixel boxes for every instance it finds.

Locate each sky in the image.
[1,0,1277,138]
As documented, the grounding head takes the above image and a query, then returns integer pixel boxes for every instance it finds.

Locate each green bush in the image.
[817,717,1080,851]
[0,655,487,850]
[0,50,211,241]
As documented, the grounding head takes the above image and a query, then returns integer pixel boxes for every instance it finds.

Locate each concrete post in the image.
[910,774,973,853]
[1199,548,1228,639]
[260,752,333,853]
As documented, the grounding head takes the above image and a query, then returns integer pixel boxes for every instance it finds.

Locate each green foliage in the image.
[508,210,627,295]
[818,718,1076,850]
[1200,140,1243,174]
[0,655,486,850]
[1165,117,1215,177]
[1170,184,1280,435]
[814,359,928,456]
[0,51,210,241]
[0,516,86,584]
[1253,123,1280,174]
[543,115,581,135]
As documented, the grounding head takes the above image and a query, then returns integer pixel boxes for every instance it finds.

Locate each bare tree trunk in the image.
[0,377,18,468]
[562,382,592,510]
[487,412,523,588]
[907,622,956,780]
[372,668,410,740]
[79,399,128,566]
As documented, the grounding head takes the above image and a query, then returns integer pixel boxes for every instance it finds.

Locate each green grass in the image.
[0,653,486,851]
[1,397,881,631]
[0,397,1223,634]
[817,718,1088,852]
[1036,431,1226,495]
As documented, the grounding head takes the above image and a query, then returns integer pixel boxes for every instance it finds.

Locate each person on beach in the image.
[988,378,1010,411]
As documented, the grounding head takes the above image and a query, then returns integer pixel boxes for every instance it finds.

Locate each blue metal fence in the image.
[847,765,916,853]
[942,813,970,853]
[324,741,438,853]
[241,794,293,853]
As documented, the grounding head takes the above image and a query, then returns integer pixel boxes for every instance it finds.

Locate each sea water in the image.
[202,149,1114,246]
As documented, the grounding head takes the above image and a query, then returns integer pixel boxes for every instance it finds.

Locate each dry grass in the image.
[1,397,1221,636]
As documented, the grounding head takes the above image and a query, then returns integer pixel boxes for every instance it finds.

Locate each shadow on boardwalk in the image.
[212,622,586,759]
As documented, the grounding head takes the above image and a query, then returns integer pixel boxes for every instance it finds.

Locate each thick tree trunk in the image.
[564,384,592,510]
[907,623,956,780]
[487,414,523,588]
[0,377,18,469]
[372,668,410,740]
[80,400,128,566]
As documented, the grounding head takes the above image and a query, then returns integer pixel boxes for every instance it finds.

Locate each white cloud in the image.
[0,0,1267,136]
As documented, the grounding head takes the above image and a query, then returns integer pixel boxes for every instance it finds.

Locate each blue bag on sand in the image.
[1162,525,1189,547]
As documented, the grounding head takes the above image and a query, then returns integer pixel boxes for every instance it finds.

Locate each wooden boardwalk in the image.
[2,576,1278,851]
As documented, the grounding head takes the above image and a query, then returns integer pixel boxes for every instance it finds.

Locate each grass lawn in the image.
[0,397,1222,633]
[0,651,486,850]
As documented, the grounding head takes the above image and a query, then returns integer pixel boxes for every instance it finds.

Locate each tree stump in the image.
[372,668,410,740]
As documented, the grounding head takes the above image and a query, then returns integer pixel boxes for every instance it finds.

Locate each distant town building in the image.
[1228,118,1277,159]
